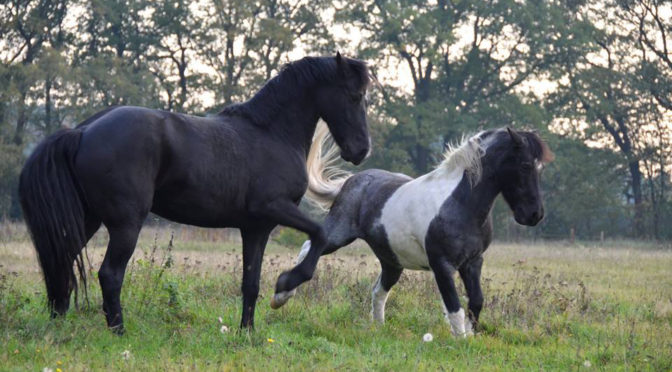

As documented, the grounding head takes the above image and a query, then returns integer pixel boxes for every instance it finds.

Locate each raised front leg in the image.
[427,252,469,337]
[459,256,484,332]
[288,212,359,302]
[248,199,328,309]
[240,226,272,329]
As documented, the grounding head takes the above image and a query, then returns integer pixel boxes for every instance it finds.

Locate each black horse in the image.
[274,126,554,336]
[19,53,371,333]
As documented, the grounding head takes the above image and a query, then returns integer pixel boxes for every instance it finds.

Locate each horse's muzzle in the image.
[514,207,544,226]
[341,147,369,165]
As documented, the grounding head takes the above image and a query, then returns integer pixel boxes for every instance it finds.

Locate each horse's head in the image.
[497,128,554,226]
[314,53,371,165]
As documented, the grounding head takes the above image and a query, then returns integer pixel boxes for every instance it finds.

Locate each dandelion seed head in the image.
[583,360,592,368]
[220,325,230,333]
[121,350,131,360]
[423,333,433,342]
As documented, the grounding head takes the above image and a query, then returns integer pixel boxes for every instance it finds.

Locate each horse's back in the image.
[73,106,240,224]
[328,169,412,253]
[76,106,192,182]
[336,169,412,216]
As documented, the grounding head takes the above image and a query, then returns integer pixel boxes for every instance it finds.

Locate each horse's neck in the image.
[447,167,501,226]
[407,166,465,210]
[247,87,320,152]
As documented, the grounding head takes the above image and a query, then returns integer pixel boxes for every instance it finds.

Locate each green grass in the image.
[1,227,671,371]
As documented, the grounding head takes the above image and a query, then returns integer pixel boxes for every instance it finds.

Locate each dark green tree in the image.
[340,0,592,174]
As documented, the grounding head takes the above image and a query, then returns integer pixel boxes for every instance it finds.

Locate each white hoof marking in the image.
[446,308,469,337]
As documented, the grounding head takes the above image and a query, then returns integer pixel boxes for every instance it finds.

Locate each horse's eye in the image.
[350,93,363,103]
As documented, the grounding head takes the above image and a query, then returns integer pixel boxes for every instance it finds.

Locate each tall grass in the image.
[0,225,670,371]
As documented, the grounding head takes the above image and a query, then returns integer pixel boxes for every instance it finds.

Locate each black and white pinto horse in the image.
[273,125,554,336]
[19,54,372,333]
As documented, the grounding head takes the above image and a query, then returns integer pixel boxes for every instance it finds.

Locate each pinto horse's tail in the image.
[305,121,353,210]
[19,129,88,317]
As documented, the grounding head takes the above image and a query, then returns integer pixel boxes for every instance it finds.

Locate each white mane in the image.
[437,131,491,185]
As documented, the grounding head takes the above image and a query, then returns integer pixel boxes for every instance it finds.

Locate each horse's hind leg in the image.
[98,223,143,334]
[371,263,402,323]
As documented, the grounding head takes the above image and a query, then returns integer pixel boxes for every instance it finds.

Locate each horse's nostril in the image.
[530,210,543,224]
[354,148,368,162]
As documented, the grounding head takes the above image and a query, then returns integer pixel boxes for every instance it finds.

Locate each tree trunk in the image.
[179,64,187,110]
[45,77,53,133]
[413,143,430,174]
[0,99,5,133]
[628,160,644,238]
[13,91,28,146]
[412,77,432,174]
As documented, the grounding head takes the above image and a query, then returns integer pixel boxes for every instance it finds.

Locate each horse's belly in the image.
[151,188,246,228]
[387,234,430,270]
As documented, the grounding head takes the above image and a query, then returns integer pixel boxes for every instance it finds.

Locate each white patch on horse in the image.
[446,307,471,337]
[378,132,490,270]
[371,274,389,323]
[379,166,465,270]
[296,240,311,264]
[443,302,473,337]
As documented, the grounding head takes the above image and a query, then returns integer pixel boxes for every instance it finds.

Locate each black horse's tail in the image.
[19,129,88,317]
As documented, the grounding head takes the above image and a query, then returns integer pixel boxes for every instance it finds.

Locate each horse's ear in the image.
[540,139,555,163]
[336,52,346,75]
[336,52,350,78]
[507,127,524,148]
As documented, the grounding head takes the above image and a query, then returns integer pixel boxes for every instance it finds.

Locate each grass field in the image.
[1,224,671,371]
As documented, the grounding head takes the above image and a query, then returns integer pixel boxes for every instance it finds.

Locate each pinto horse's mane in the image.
[219,56,370,127]
[438,128,554,185]
[437,131,490,185]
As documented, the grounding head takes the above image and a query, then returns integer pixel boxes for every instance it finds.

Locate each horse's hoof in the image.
[109,324,125,336]
[270,289,296,309]
[270,295,283,309]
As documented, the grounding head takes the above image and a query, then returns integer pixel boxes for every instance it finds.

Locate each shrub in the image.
[272,227,308,248]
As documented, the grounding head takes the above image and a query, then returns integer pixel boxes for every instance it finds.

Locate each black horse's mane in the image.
[219,56,369,127]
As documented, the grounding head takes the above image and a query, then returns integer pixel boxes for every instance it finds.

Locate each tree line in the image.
[1,0,670,240]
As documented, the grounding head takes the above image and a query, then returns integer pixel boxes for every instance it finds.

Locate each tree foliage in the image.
[0,0,670,239]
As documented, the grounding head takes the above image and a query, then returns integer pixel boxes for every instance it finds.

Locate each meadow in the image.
[1,223,670,371]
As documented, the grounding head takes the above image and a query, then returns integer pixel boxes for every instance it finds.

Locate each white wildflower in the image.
[422,333,433,342]
[43,368,53,372]
[220,325,230,333]
[121,350,131,360]
[583,360,591,368]
[218,317,223,324]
